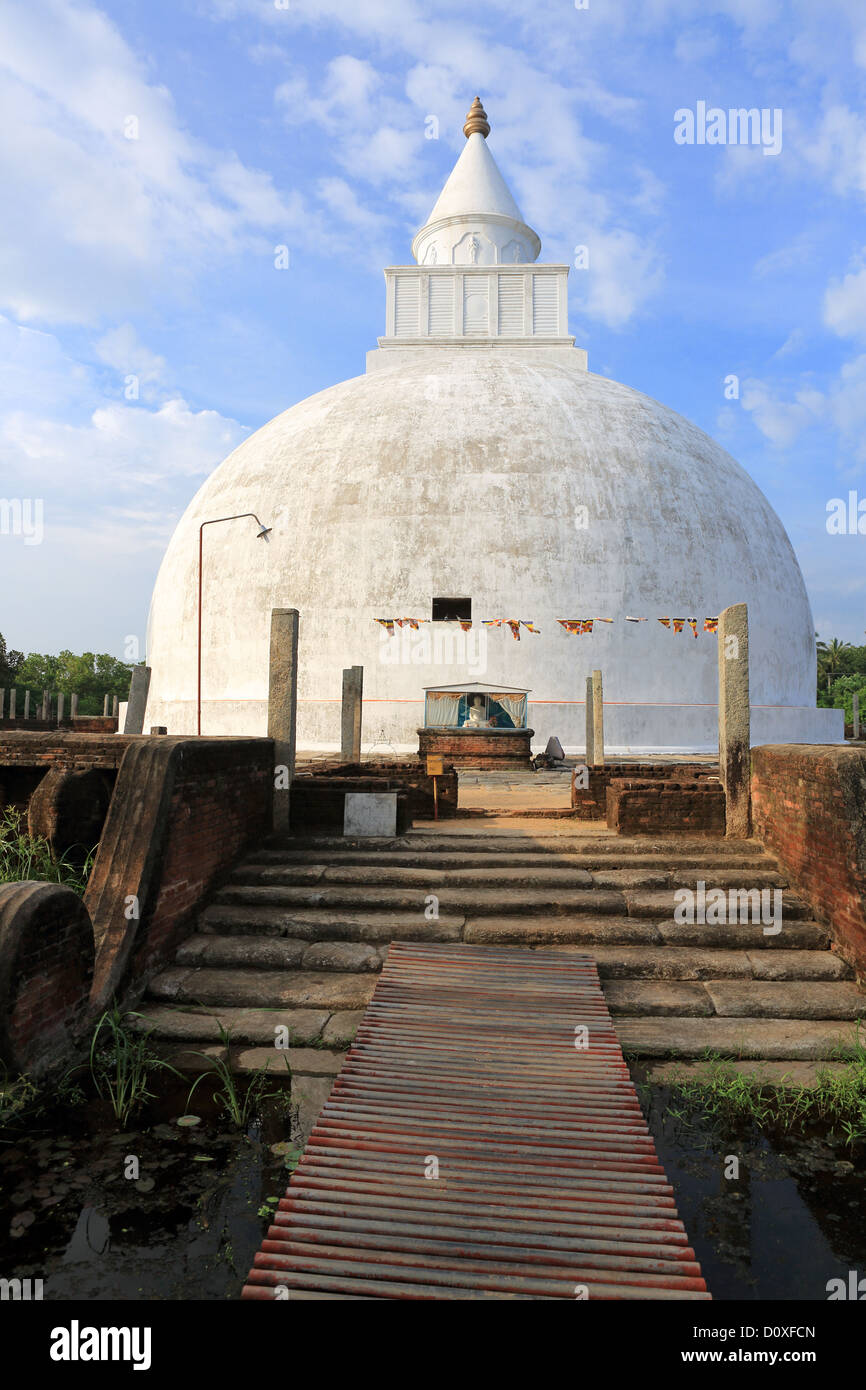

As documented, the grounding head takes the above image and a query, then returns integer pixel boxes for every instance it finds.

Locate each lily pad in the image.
[176,1115,201,1128]
[134,1177,156,1193]
[269,1141,292,1157]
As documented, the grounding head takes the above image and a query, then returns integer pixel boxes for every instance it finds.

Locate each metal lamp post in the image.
[197,513,272,735]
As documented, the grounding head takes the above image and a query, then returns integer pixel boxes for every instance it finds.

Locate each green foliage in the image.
[663,1038,866,1146]
[186,1024,292,1130]
[10,646,135,715]
[0,806,95,893]
[89,1005,180,1128]
[816,672,866,722]
[816,638,866,702]
[0,633,24,688]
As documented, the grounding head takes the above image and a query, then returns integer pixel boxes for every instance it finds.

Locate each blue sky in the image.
[1,0,865,659]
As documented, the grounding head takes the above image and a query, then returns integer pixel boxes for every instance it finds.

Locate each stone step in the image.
[552,945,852,981]
[134,1003,363,1049]
[615,1017,866,1060]
[176,934,384,973]
[213,883,630,915]
[241,848,777,872]
[606,978,865,1021]
[269,833,765,856]
[622,888,809,920]
[152,1039,347,1076]
[229,863,787,892]
[146,966,377,1011]
[198,905,465,941]
[461,915,828,948]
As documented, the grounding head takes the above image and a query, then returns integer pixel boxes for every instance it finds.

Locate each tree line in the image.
[816,638,866,725]
[0,633,133,716]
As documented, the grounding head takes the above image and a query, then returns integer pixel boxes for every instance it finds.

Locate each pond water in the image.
[3,1075,865,1301]
[639,1082,866,1301]
[0,1077,296,1301]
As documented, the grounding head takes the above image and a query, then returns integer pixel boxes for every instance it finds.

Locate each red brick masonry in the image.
[751,744,866,979]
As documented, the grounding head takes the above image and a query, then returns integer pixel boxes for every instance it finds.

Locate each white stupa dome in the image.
[144,99,839,751]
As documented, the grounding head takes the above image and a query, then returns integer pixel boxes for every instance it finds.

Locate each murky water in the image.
[4,1074,866,1300]
[0,1078,296,1300]
[639,1082,866,1301]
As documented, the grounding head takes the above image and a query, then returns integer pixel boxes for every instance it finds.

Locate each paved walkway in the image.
[242,941,709,1300]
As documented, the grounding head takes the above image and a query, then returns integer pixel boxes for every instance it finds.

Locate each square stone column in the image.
[718,602,750,837]
[341,666,364,762]
[591,669,605,767]
[268,608,299,834]
[70,693,78,719]
[57,692,65,725]
[854,691,860,741]
[123,665,152,734]
[584,675,595,764]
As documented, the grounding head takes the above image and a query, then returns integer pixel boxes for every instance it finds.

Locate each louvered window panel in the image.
[428,277,454,335]
[394,276,420,335]
[498,275,524,335]
[532,276,558,335]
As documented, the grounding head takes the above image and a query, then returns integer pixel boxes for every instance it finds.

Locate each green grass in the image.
[660,1031,866,1146]
[0,805,96,894]
[185,1023,293,1130]
[89,1005,180,1127]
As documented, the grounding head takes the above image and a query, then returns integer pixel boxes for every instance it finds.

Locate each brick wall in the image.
[0,882,95,1077]
[751,745,866,978]
[572,762,719,819]
[87,737,273,1005]
[606,779,726,836]
[295,760,458,824]
[0,732,132,770]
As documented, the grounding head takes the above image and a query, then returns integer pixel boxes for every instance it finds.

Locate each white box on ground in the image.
[344,792,398,837]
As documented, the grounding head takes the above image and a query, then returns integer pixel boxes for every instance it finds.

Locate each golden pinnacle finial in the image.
[463,96,490,139]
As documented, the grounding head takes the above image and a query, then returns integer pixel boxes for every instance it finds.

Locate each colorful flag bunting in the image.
[687,618,698,639]
[506,620,521,640]
[625,616,647,622]
[704,617,718,633]
[522,621,541,634]
[375,618,395,635]
[482,619,502,628]
[672,618,685,633]
[459,620,473,631]
[658,618,671,629]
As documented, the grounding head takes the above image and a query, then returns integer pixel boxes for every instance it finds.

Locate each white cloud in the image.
[823,255,866,339]
[94,324,165,388]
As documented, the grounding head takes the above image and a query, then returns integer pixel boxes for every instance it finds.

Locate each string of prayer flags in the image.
[459,620,473,632]
[672,619,685,633]
[375,618,395,635]
[506,620,521,640]
[522,621,541,634]
[658,617,671,629]
[557,620,581,634]
[687,618,698,639]
[482,619,502,628]
[594,618,614,624]
[625,616,648,623]
[704,617,719,633]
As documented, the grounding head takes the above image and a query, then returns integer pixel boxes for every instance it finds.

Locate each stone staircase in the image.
[135,829,865,1074]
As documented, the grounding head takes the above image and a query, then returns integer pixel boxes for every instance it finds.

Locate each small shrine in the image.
[418,681,534,768]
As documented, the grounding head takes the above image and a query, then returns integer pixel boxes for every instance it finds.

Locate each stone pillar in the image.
[591,669,604,767]
[57,692,65,725]
[111,694,119,718]
[718,602,750,838]
[123,665,152,734]
[584,676,595,765]
[10,689,16,719]
[103,694,110,716]
[853,691,860,741]
[70,693,79,720]
[0,689,4,718]
[23,691,30,720]
[341,666,364,762]
[268,608,299,835]
[42,689,49,721]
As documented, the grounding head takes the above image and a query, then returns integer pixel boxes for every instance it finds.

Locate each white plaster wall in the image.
[145,348,835,751]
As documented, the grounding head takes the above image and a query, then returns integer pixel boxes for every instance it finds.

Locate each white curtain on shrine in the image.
[491,694,526,727]
[426,693,461,726]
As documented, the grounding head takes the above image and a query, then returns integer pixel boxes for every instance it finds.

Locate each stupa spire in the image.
[411,98,541,266]
[463,96,490,138]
